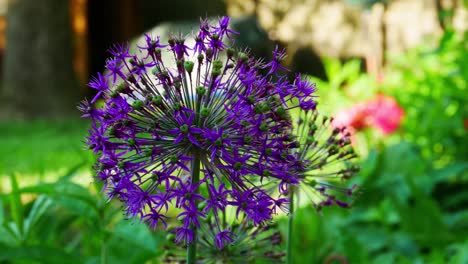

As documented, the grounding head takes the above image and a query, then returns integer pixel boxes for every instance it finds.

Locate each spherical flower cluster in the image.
[80,16,318,245]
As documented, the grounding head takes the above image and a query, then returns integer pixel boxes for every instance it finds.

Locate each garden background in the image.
[0,0,467,263]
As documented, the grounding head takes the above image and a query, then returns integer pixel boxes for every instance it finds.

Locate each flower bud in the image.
[184,61,194,73]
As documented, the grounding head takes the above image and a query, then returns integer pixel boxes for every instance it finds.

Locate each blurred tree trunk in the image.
[1,0,79,119]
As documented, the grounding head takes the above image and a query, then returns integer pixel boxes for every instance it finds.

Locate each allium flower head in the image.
[292,108,360,212]
[81,16,317,245]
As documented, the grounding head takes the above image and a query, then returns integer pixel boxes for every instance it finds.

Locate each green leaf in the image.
[9,174,23,239]
[351,225,389,253]
[445,210,468,232]
[416,161,468,194]
[19,182,101,228]
[323,57,342,82]
[23,195,53,240]
[432,162,468,182]
[57,161,87,183]
[20,182,98,212]
[5,221,22,243]
[0,196,4,224]
[442,191,468,211]
[0,226,17,245]
[390,232,418,259]
[427,249,448,264]
[53,195,100,226]
[450,240,468,264]
[340,59,362,83]
[106,220,161,263]
[0,244,83,263]
[373,253,397,264]
[394,183,453,247]
[339,234,369,264]
[381,142,426,176]
[110,220,159,253]
[358,148,379,180]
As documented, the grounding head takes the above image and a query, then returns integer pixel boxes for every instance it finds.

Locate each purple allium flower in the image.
[291,109,360,212]
[143,208,168,230]
[264,45,289,75]
[81,16,317,245]
[214,229,236,249]
[174,227,194,245]
[88,73,109,104]
[138,34,167,61]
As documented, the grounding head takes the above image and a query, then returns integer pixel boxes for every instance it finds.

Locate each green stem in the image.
[101,240,107,264]
[287,187,295,264]
[187,154,200,264]
[99,199,107,264]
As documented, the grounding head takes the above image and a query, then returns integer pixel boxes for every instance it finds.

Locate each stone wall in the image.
[227,0,467,58]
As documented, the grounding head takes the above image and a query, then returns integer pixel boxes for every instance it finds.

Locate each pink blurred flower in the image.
[332,94,404,137]
[366,94,405,135]
[332,102,367,132]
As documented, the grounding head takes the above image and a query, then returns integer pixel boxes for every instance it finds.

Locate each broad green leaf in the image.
[390,233,418,259]
[23,195,53,240]
[352,225,389,253]
[0,226,17,245]
[6,221,21,243]
[20,182,101,229]
[417,161,468,194]
[432,162,468,182]
[442,190,468,209]
[53,195,100,227]
[380,142,426,177]
[445,210,468,232]
[450,240,468,264]
[106,220,161,263]
[394,183,453,247]
[340,234,369,264]
[110,220,159,253]
[20,182,99,212]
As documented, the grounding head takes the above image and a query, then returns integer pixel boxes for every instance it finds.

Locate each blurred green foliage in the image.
[1,30,467,263]
[286,30,468,263]
[0,168,163,264]
[0,120,93,176]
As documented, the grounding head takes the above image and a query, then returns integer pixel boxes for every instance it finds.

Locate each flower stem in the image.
[101,240,107,264]
[187,154,200,264]
[287,187,295,264]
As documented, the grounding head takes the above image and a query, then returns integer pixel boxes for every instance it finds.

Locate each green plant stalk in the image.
[99,199,107,264]
[187,154,200,264]
[101,241,107,264]
[287,187,295,264]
